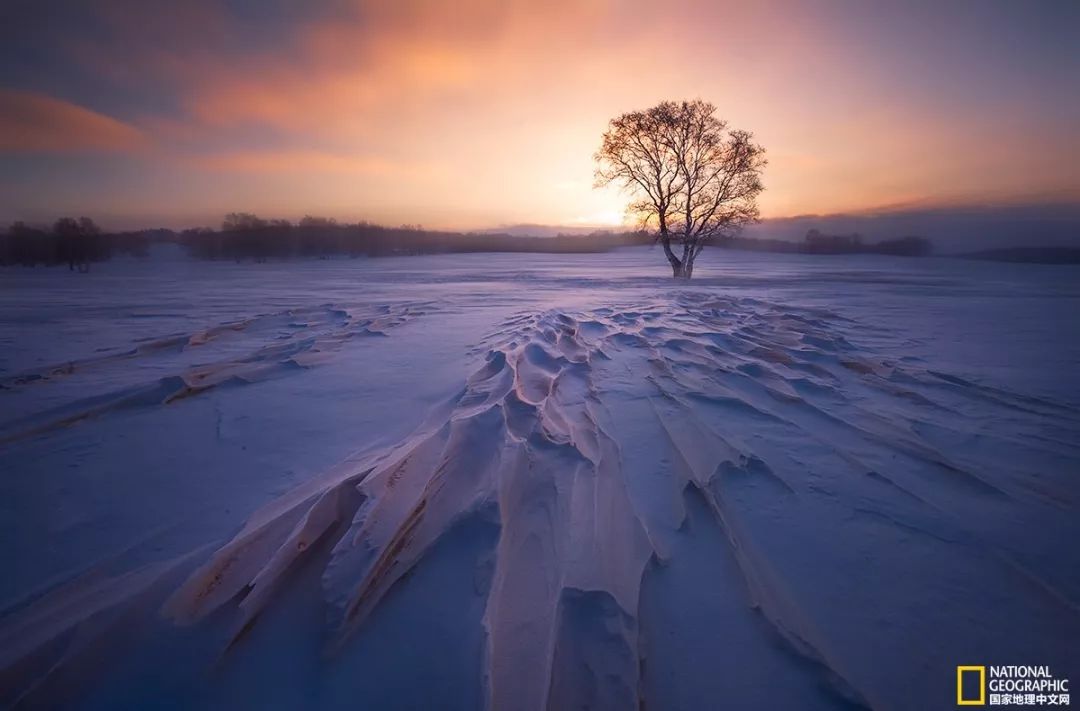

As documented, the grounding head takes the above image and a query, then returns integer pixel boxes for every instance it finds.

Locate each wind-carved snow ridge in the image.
[3,292,1079,709]
[0,301,435,443]
[160,304,658,710]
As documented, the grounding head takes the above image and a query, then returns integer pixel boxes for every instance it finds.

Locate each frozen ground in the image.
[1,247,1078,710]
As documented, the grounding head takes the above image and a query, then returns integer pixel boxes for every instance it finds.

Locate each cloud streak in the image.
[0,90,145,153]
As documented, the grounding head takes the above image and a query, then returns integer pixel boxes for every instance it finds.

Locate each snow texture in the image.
[1,248,1078,710]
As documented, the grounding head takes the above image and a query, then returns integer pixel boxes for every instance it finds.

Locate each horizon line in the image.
[4,192,1080,234]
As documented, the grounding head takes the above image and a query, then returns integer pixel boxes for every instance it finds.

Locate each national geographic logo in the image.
[957,666,1070,707]
[958,667,986,706]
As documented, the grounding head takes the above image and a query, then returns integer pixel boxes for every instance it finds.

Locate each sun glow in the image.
[1,1,1077,230]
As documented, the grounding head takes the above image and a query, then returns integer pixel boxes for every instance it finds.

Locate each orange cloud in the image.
[5,0,1076,228]
[180,0,622,136]
[0,90,145,153]
[196,149,443,177]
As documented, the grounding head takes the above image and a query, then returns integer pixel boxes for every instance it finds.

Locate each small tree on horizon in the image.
[595,99,766,278]
[222,212,269,232]
[54,216,104,272]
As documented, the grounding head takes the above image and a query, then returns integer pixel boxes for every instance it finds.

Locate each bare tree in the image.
[595,99,766,278]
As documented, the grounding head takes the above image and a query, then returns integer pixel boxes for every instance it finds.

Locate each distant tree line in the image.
[722,229,932,257]
[802,229,931,256]
[1,218,149,270]
[2,215,937,269]
[181,213,653,261]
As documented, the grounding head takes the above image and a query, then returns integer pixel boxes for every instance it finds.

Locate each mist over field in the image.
[745,202,1080,251]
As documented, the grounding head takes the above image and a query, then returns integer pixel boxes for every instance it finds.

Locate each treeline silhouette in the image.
[1,218,149,270]
[3,214,936,268]
[722,229,932,256]
[181,214,653,260]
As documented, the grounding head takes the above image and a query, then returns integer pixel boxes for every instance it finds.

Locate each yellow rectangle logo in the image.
[957,666,986,705]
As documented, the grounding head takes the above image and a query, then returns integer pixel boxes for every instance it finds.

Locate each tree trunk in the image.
[659,233,686,278]
[672,242,694,279]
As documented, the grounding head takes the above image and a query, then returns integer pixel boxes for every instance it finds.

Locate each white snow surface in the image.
[1,247,1078,710]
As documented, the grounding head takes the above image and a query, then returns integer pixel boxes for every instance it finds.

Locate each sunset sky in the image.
[1,0,1078,231]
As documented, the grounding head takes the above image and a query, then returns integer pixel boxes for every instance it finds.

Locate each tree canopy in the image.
[595,99,766,278]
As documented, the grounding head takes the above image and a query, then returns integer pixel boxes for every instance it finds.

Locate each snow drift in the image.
[1,250,1077,709]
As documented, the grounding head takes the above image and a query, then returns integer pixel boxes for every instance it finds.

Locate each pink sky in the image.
[1,0,1077,229]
